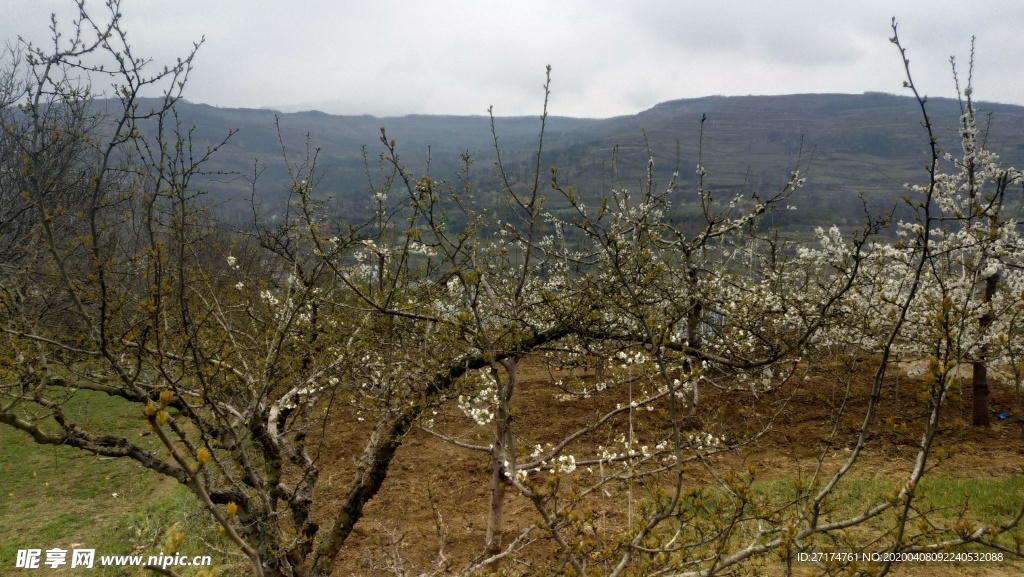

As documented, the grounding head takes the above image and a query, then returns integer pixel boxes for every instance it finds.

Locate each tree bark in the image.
[972,361,989,427]
[973,271,998,426]
[485,358,517,562]
[307,330,568,576]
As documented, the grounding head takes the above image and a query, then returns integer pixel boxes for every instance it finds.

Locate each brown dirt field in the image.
[307,354,1024,576]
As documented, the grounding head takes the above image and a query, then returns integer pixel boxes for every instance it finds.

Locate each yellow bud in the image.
[226,502,238,517]
[159,390,174,406]
[155,410,169,425]
[196,448,211,466]
[144,400,157,416]
[163,525,185,554]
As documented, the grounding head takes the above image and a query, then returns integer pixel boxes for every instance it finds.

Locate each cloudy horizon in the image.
[3,1,1023,119]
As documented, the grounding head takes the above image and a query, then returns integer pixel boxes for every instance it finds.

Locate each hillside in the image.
[153,93,1024,228]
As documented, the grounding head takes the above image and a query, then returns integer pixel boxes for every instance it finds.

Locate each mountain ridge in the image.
[150,92,1024,227]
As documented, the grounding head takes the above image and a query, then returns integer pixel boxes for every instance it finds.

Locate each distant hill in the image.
[148,93,1024,229]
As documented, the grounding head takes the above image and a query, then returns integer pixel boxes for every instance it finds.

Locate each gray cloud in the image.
[2,0,1021,117]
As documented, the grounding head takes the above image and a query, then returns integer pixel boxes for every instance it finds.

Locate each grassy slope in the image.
[0,390,241,576]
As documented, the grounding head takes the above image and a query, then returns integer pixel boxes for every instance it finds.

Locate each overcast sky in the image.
[3,1,1023,118]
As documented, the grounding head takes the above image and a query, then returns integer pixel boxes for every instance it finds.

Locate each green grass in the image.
[0,390,243,576]
[916,476,1024,521]
[640,473,1024,575]
[745,474,1024,536]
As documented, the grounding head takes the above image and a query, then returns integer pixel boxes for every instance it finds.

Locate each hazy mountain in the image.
[156,93,1024,229]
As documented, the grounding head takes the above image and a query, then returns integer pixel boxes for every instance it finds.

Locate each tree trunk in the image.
[307,330,569,576]
[685,262,703,415]
[972,361,989,427]
[484,442,507,557]
[972,271,998,426]
[485,358,516,562]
